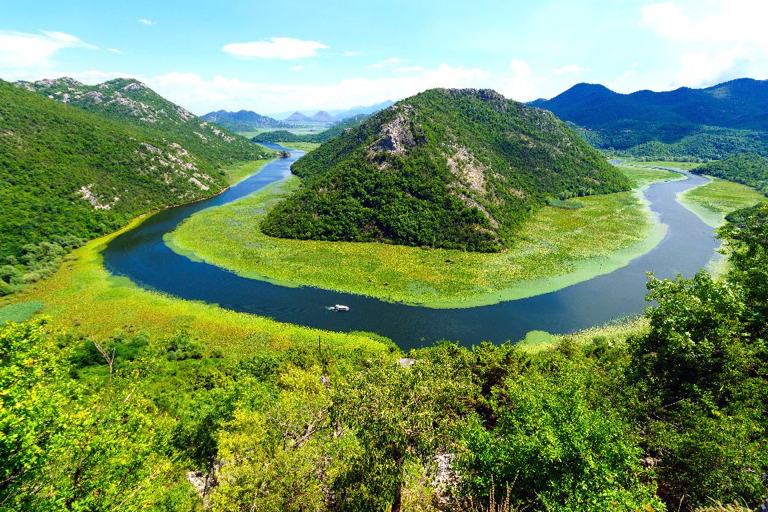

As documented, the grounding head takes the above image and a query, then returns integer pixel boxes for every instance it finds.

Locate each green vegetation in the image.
[0,301,43,325]
[167,165,668,307]
[692,153,768,193]
[0,79,271,296]
[222,158,274,185]
[4,202,768,510]
[620,160,701,172]
[678,177,765,227]
[617,128,768,161]
[263,89,630,252]
[255,114,369,144]
[200,109,289,131]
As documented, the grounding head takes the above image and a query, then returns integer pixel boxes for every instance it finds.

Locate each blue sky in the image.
[2,0,767,115]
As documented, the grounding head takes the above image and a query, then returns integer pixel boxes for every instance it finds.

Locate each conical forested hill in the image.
[261,88,630,252]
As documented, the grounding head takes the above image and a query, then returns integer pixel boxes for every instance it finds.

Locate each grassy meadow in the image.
[678,177,766,227]
[165,165,674,308]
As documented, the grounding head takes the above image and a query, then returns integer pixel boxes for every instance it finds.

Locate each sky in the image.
[2,0,768,116]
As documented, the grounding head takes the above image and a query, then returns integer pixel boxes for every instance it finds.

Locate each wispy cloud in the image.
[106,48,122,54]
[138,18,155,26]
[223,37,328,60]
[0,30,97,73]
[289,65,304,71]
[552,64,591,75]
[365,57,409,69]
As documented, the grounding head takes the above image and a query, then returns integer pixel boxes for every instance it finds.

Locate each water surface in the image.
[104,145,718,350]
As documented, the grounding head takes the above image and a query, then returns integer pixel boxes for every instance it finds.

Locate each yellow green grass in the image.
[10,217,393,358]
[620,160,702,171]
[275,142,322,152]
[677,177,765,228]
[223,158,274,185]
[166,166,674,308]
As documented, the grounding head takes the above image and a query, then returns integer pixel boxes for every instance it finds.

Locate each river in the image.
[103,145,718,350]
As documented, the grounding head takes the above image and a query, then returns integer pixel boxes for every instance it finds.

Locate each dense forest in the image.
[2,204,767,511]
[0,79,271,295]
[200,109,290,132]
[262,88,630,252]
[692,154,768,194]
[532,79,768,159]
[254,114,369,144]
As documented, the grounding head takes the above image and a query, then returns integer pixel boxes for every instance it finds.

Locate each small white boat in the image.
[332,304,350,312]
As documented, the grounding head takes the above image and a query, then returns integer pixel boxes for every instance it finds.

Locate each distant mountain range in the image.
[200,110,289,131]
[255,114,369,144]
[281,110,338,124]
[267,100,394,122]
[530,78,768,160]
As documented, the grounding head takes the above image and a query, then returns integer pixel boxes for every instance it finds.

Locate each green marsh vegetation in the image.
[273,141,322,152]
[166,165,672,307]
[4,203,768,510]
[678,178,766,228]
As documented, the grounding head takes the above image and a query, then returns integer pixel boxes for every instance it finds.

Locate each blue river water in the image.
[103,145,718,350]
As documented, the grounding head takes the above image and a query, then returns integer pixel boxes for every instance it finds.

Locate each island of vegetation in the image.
[261,88,631,252]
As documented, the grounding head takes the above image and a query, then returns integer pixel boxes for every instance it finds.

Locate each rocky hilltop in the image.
[262,88,630,252]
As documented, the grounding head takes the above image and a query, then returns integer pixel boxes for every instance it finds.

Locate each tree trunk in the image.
[392,454,404,512]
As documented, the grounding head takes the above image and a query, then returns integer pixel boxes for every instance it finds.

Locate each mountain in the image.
[308,110,337,123]
[255,114,369,144]
[200,109,288,132]
[15,77,265,166]
[261,88,630,252]
[0,78,270,291]
[283,111,313,123]
[530,78,768,158]
[329,100,395,120]
[692,154,768,195]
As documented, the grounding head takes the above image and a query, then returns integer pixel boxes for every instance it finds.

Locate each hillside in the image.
[254,114,369,144]
[261,88,630,252]
[309,110,337,122]
[283,111,312,123]
[531,78,768,158]
[0,79,271,294]
[15,77,264,166]
[692,153,768,194]
[200,109,288,131]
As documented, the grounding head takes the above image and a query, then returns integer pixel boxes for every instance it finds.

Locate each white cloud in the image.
[552,64,591,75]
[501,59,540,101]
[0,30,97,74]
[138,18,155,25]
[106,48,121,54]
[365,57,410,69]
[222,37,328,60]
[144,63,492,114]
[639,0,768,86]
[288,65,304,71]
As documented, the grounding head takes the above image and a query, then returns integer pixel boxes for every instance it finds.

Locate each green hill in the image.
[531,78,768,159]
[692,153,768,194]
[261,88,630,252]
[0,79,270,294]
[200,109,289,132]
[254,114,369,144]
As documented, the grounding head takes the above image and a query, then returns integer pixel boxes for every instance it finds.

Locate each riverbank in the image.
[677,176,765,228]
[9,216,395,357]
[165,166,677,308]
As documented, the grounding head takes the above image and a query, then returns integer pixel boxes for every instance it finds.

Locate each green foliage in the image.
[0,300,43,324]
[263,88,630,252]
[0,78,271,294]
[458,355,661,511]
[164,329,206,361]
[693,153,768,194]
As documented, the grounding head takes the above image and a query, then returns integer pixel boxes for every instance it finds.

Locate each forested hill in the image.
[254,114,369,144]
[0,79,271,295]
[15,77,264,166]
[200,109,289,132]
[531,78,768,158]
[693,153,768,194]
[262,88,630,252]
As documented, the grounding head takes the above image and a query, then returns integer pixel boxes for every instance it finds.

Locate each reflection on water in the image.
[104,145,718,350]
